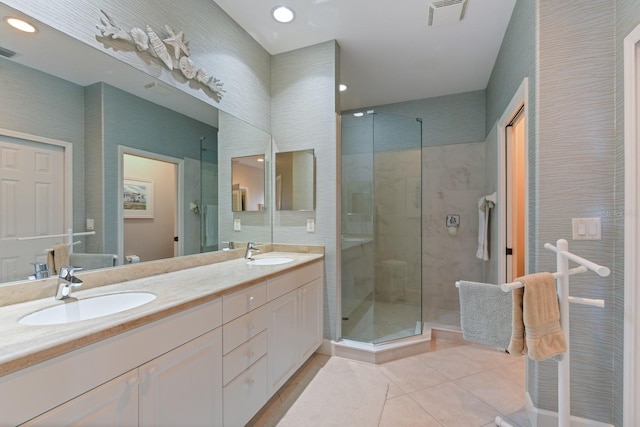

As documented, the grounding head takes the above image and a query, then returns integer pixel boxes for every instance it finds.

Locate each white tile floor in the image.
[248,338,530,427]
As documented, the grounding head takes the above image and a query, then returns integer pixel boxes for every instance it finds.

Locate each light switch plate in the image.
[572,218,601,240]
[86,219,94,230]
[233,218,241,231]
[307,218,315,233]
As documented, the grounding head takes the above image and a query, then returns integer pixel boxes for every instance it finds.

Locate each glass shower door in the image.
[200,134,218,252]
[341,112,422,344]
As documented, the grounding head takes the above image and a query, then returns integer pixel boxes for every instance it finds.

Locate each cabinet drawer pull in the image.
[246,377,255,385]
[248,296,255,305]
[247,350,255,358]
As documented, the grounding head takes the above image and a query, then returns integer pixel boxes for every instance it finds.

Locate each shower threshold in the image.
[333,323,432,364]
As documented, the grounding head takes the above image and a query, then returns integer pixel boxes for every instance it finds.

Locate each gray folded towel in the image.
[69,253,117,271]
[458,280,513,349]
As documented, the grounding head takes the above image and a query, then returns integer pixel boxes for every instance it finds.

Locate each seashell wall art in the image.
[96,9,225,102]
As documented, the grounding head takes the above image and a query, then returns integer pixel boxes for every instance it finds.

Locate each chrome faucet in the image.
[27,262,50,280]
[245,242,260,260]
[55,266,83,300]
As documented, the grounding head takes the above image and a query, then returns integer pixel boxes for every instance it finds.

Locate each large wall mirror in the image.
[0,3,272,285]
[275,149,316,211]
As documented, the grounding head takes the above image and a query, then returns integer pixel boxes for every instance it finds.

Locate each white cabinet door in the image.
[299,278,323,362]
[222,355,268,427]
[22,370,138,427]
[267,290,299,394]
[139,328,222,427]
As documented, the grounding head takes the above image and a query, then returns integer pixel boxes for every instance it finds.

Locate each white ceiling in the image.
[213,0,517,111]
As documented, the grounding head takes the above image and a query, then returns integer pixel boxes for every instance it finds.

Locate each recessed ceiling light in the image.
[339,84,348,92]
[353,112,364,117]
[257,158,264,162]
[4,17,37,33]
[272,6,295,23]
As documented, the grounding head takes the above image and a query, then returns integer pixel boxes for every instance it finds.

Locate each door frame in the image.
[623,23,640,427]
[117,146,184,262]
[497,78,529,285]
[0,128,73,232]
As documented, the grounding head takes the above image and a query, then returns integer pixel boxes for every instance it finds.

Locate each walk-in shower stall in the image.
[341,112,422,344]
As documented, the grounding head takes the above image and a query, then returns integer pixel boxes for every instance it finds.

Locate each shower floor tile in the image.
[247,339,530,427]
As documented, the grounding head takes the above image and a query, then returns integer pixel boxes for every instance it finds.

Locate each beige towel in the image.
[47,243,69,275]
[507,272,567,361]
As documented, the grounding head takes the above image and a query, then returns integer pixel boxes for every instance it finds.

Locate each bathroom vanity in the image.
[0,250,323,426]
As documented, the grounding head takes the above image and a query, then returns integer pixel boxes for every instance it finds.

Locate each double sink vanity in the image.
[0,246,324,426]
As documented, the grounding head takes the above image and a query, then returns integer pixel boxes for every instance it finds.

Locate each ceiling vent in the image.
[428,0,468,27]
[0,46,16,58]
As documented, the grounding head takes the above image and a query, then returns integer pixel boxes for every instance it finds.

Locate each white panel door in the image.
[0,137,65,282]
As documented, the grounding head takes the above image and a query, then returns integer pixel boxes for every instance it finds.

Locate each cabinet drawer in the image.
[222,281,267,323]
[222,305,267,354]
[222,330,267,386]
[267,261,323,301]
[223,355,268,427]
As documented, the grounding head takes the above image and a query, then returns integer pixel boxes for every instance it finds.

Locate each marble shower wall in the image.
[422,141,486,325]
[342,152,374,236]
[373,149,422,304]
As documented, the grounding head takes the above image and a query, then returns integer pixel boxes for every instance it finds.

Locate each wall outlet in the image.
[307,218,315,233]
[233,218,241,231]
[86,218,94,230]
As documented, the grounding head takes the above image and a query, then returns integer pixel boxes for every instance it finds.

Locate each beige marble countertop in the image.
[0,250,323,377]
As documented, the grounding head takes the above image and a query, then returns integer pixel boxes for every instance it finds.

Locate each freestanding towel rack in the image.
[495,239,609,427]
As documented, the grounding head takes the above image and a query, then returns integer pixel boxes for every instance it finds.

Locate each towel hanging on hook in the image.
[476,192,496,261]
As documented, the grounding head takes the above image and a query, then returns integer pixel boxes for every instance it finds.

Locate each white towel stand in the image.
[494,239,609,427]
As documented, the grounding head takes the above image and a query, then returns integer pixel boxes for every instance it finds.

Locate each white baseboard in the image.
[317,338,333,356]
[525,392,614,427]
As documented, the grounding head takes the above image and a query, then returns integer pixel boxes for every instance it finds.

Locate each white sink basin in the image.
[19,292,157,326]
[248,257,294,266]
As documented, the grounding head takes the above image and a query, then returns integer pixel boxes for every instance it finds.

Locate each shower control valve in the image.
[446,214,460,228]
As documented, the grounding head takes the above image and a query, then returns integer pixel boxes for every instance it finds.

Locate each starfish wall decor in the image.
[97,9,225,102]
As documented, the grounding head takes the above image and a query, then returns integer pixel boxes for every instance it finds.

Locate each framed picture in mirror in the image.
[123,178,154,219]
